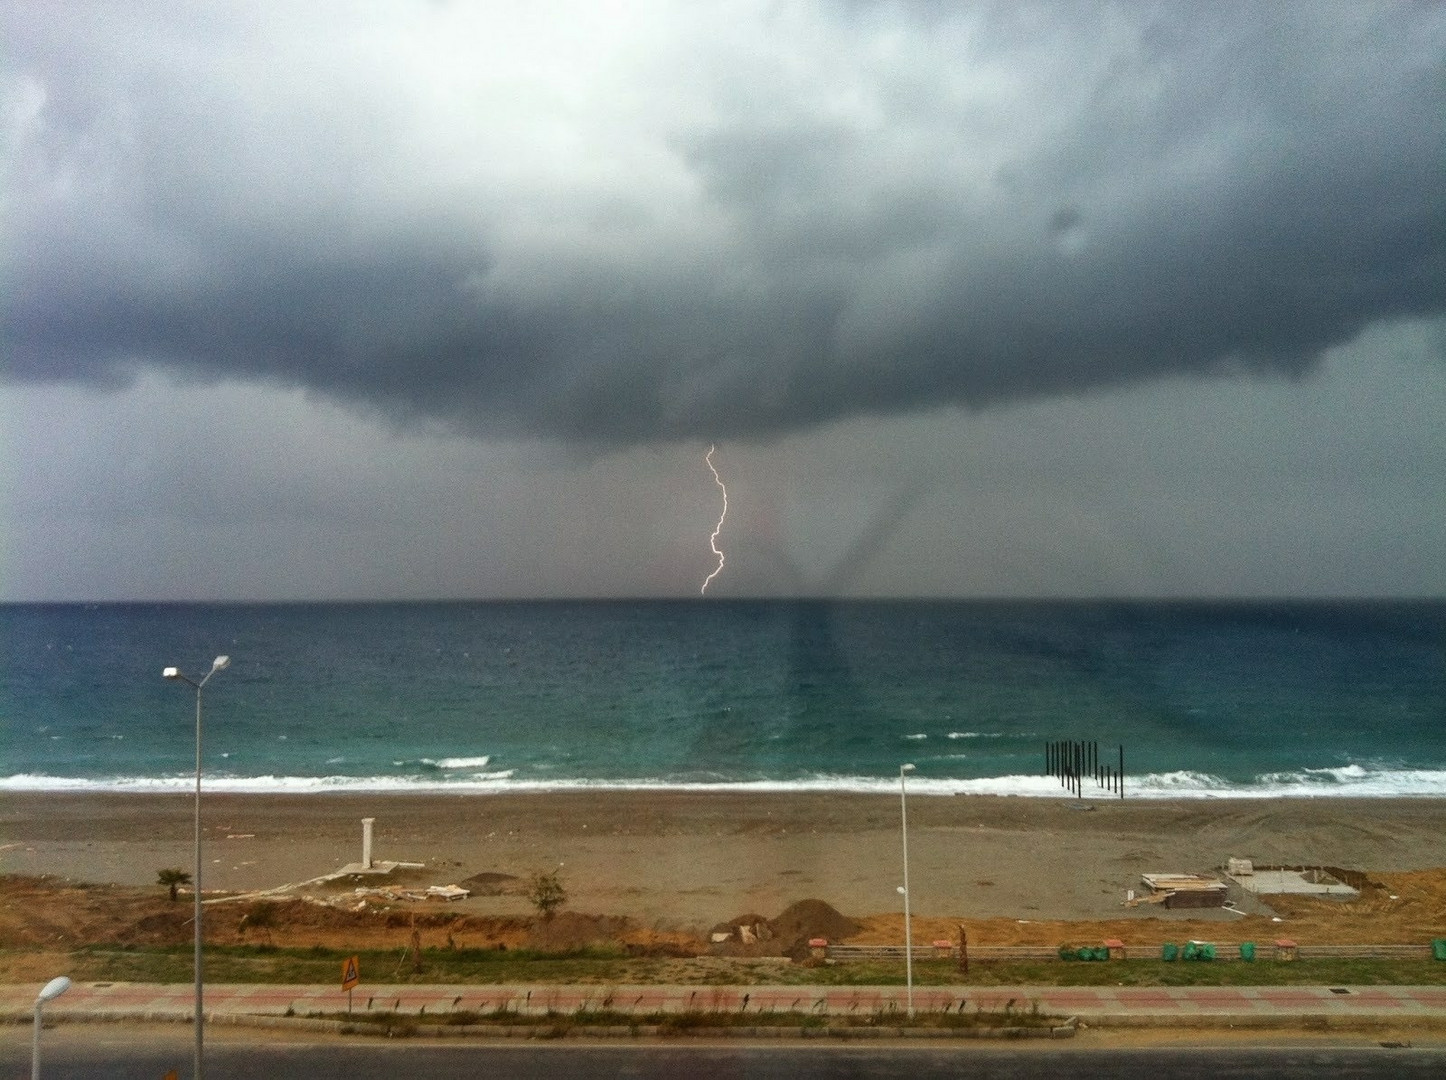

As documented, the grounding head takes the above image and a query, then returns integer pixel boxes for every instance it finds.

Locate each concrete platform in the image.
[1233,869,1359,897]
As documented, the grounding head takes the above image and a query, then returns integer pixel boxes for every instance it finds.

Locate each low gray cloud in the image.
[4,1,1443,446]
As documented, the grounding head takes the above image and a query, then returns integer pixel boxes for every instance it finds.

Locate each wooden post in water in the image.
[1118,744,1125,799]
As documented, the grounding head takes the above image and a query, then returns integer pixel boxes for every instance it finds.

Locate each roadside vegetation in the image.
[312,999,1060,1038]
[4,945,1444,988]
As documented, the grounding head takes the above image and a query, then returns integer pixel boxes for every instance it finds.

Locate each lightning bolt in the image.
[701,444,728,595]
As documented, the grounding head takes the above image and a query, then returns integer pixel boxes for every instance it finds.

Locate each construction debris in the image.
[1131,873,1228,909]
[347,884,471,903]
[425,884,470,901]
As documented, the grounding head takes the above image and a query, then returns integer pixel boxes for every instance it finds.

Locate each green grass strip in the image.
[5,947,1445,988]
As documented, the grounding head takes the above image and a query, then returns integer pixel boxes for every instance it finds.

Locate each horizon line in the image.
[2,594,1443,607]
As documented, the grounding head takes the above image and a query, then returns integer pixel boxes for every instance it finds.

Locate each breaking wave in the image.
[3,762,1443,797]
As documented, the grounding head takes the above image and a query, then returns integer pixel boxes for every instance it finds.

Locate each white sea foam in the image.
[1304,764,1369,780]
[390,756,491,770]
[0,771,516,794]
[903,733,928,741]
[946,732,1003,739]
[4,764,1444,797]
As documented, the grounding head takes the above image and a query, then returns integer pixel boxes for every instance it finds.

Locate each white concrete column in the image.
[361,818,375,869]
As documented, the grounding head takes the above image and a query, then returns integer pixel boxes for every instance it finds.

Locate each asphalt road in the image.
[7,1039,1446,1079]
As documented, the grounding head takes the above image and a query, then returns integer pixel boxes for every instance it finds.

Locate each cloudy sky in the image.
[3,0,1443,601]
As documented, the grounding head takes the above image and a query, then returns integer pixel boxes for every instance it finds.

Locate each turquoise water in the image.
[2,600,1444,797]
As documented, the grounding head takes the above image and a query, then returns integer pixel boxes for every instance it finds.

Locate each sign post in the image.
[342,955,360,1013]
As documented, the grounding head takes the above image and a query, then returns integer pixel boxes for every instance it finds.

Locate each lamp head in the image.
[901,763,916,773]
[212,655,230,672]
[162,667,180,680]
[896,886,906,896]
[37,975,71,1003]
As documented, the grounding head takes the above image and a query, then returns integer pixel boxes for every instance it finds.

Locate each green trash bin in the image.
[1239,942,1256,962]
[1432,939,1446,961]
[1182,941,1200,961]
[1058,945,1077,961]
[1162,943,1179,962]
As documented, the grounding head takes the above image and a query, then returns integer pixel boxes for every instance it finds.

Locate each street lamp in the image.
[163,654,229,1080]
[899,762,916,1020]
[32,975,70,1080]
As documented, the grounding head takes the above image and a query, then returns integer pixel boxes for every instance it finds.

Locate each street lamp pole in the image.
[900,762,916,1019]
[32,975,70,1080]
[163,655,229,1080]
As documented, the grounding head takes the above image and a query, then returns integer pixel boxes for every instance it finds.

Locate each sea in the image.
[2,600,1443,799]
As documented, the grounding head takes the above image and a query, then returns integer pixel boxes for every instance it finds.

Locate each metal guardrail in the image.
[826,945,1057,962]
[826,943,1437,962]
[1296,944,1431,959]
[823,946,955,961]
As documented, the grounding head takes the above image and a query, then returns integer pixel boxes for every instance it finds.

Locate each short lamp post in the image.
[32,975,70,1080]
[163,654,229,1080]
[899,762,916,1019]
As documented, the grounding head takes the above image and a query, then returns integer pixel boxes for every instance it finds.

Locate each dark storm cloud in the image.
[3,1,1443,445]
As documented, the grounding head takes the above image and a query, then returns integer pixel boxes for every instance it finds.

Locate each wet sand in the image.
[4,792,1446,930]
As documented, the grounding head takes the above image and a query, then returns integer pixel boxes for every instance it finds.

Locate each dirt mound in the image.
[457,871,523,896]
[525,911,632,951]
[125,908,193,945]
[0,875,704,959]
[711,899,862,958]
[769,899,860,944]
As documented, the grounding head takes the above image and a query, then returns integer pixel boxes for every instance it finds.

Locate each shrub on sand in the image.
[156,867,191,902]
[528,869,567,922]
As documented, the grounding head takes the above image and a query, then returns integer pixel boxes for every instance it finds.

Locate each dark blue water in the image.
[2,600,1443,796]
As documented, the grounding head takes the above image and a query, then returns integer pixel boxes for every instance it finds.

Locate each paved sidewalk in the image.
[4,982,1446,1026]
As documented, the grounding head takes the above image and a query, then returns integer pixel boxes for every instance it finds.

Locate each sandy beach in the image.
[5,792,1446,933]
